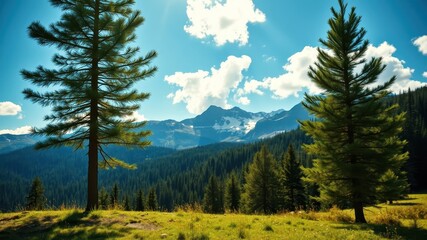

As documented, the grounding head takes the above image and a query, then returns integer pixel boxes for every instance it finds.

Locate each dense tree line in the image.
[1,85,426,212]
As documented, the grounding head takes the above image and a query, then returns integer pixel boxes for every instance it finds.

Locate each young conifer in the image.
[135,189,145,211]
[278,145,306,211]
[225,173,241,212]
[26,177,46,211]
[110,183,119,209]
[99,187,109,210]
[241,146,278,214]
[203,175,224,214]
[147,187,158,211]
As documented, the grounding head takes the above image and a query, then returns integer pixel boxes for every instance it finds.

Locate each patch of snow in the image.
[244,119,260,134]
[213,116,263,134]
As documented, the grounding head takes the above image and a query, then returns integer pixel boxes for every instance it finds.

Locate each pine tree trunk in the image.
[86,0,100,212]
[354,201,367,223]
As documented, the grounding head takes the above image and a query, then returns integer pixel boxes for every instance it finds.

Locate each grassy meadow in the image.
[1,194,426,240]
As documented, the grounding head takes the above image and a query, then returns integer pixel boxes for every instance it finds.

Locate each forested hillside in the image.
[390,87,427,191]
[0,129,310,212]
[1,87,426,212]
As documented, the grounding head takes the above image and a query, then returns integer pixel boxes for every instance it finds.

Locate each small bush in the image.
[263,224,273,232]
[371,211,401,227]
[299,211,318,221]
[177,232,186,240]
[175,203,203,213]
[228,222,237,228]
[190,233,209,240]
[325,206,353,223]
[397,205,427,228]
[238,228,247,239]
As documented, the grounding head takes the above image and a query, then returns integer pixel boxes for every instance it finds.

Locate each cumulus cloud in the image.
[184,0,265,46]
[235,46,322,100]
[423,72,427,78]
[0,101,22,116]
[236,42,426,102]
[413,35,427,55]
[165,55,252,114]
[123,111,146,122]
[0,126,32,135]
[364,42,426,93]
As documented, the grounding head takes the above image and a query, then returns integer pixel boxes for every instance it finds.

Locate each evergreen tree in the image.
[300,0,408,223]
[99,187,109,210]
[21,0,157,211]
[147,187,158,211]
[203,175,224,214]
[278,145,306,211]
[110,183,119,208]
[241,146,279,214]
[135,189,145,211]
[225,173,241,212]
[377,169,409,204]
[26,177,46,210]
[123,195,131,211]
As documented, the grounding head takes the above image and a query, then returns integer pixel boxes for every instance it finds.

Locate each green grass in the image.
[1,194,427,240]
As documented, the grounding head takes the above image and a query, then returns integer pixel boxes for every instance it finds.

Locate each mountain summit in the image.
[146,103,309,149]
[0,104,309,152]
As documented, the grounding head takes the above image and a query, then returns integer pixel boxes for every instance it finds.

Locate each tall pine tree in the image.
[278,145,306,211]
[241,146,278,214]
[300,0,407,223]
[21,0,156,211]
[26,177,46,211]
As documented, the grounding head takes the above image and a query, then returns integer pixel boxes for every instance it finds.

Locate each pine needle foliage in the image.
[26,177,47,211]
[278,145,306,211]
[21,0,156,211]
[147,187,158,211]
[300,0,408,223]
[225,172,241,212]
[242,145,279,214]
[203,175,225,214]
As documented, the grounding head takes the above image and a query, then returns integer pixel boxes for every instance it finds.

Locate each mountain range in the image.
[0,103,309,153]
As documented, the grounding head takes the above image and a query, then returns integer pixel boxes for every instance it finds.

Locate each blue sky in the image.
[1,0,427,134]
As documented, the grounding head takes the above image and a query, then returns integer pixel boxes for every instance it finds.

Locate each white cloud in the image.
[165,55,252,114]
[0,126,32,135]
[262,54,277,63]
[364,42,426,93]
[123,111,146,122]
[423,72,427,78]
[184,0,265,46]
[413,35,427,55]
[235,46,322,100]
[0,101,22,116]
[236,42,426,102]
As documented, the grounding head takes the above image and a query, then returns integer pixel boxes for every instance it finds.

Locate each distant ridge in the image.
[0,103,310,152]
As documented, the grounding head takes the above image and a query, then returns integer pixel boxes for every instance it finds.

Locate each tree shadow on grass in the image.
[333,222,427,240]
[0,211,132,240]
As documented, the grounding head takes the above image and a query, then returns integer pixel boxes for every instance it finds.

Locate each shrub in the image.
[325,206,353,223]
[238,228,247,239]
[177,232,186,240]
[371,211,401,227]
[264,224,274,232]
